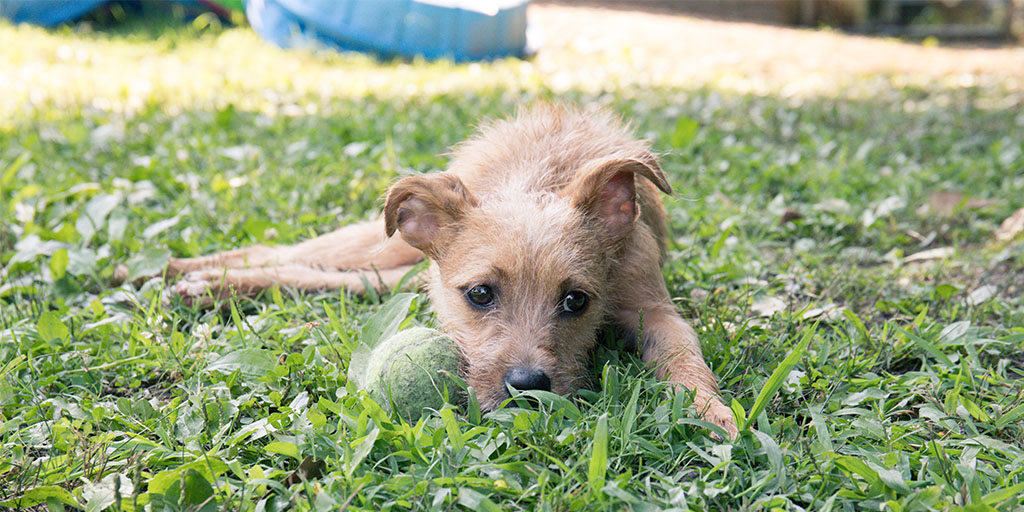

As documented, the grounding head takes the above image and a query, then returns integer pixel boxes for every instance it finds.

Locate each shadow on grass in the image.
[44,1,229,45]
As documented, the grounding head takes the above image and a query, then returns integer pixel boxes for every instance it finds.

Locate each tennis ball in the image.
[360,327,462,421]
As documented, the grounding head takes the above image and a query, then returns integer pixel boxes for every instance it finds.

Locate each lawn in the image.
[2,7,1023,511]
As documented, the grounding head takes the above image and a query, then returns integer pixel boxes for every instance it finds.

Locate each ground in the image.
[1,4,1023,511]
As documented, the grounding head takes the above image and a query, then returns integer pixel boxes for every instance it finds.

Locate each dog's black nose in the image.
[503,366,551,392]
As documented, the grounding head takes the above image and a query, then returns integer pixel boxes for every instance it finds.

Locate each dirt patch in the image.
[529,4,1024,91]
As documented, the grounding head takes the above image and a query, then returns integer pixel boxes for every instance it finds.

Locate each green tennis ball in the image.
[362,327,461,421]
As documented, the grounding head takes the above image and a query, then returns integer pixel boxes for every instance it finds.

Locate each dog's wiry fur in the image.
[168,104,738,437]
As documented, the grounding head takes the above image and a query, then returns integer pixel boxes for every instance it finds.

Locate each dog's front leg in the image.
[616,304,738,439]
[173,264,419,305]
[166,245,284,280]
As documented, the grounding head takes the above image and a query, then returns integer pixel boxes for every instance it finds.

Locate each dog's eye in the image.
[560,290,589,316]
[466,285,495,308]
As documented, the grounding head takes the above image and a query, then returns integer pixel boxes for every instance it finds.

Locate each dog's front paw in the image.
[171,273,219,306]
[702,398,739,440]
[172,279,209,298]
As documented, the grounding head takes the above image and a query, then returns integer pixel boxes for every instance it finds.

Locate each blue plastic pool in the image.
[0,0,107,26]
[245,0,531,62]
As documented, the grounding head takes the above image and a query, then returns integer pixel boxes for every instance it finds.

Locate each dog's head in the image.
[384,155,669,410]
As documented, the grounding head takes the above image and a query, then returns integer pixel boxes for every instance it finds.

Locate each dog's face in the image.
[426,195,611,408]
[384,158,667,409]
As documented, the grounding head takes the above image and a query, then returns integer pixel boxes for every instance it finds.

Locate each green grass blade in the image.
[323,300,353,351]
[0,151,30,191]
[740,325,815,431]
[983,481,1024,505]
[345,428,379,479]
[0,354,26,380]
[729,398,747,432]
[995,403,1024,429]
[458,488,501,512]
[228,299,247,341]
[440,408,465,453]
[895,325,954,366]
[588,413,609,494]
[359,292,417,348]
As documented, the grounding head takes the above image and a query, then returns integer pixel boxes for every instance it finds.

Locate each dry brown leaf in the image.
[919,190,964,216]
[918,189,999,217]
[282,456,326,487]
[996,208,1024,242]
[903,247,954,263]
[965,198,999,209]
[779,208,803,224]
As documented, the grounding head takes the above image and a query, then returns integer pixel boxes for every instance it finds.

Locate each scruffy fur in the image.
[168,104,738,438]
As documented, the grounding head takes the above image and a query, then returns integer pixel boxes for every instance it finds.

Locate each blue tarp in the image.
[245,0,530,61]
[0,0,107,27]
[0,0,531,62]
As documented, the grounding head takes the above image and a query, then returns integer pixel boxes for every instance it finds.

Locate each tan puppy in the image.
[169,104,738,438]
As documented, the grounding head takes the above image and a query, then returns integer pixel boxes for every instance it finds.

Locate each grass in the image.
[2,11,1024,511]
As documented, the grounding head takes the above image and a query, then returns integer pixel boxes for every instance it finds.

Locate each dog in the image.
[167,104,738,438]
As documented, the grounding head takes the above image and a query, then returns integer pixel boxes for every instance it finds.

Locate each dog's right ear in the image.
[384,173,477,257]
[567,157,671,242]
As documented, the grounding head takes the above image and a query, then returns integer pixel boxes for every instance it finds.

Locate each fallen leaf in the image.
[903,247,954,263]
[814,198,851,215]
[752,295,786,317]
[142,214,182,240]
[802,303,846,321]
[83,473,133,512]
[906,229,936,247]
[917,190,999,216]
[689,288,710,302]
[91,123,125,145]
[779,208,803,224]
[875,195,906,217]
[793,238,815,252]
[862,195,906,227]
[967,285,997,306]
[286,140,309,154]
[996,207,1024,241]
[343,141,369,157]
[219,144,260,161]
[736,277,768,286]
[918,189,963,216]
[965,198,999,209]
[841,246,884,264]
[283,456,326,486]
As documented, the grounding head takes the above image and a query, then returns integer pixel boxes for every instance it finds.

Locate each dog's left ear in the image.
[384,172,478,258]
[568,157,671,241]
